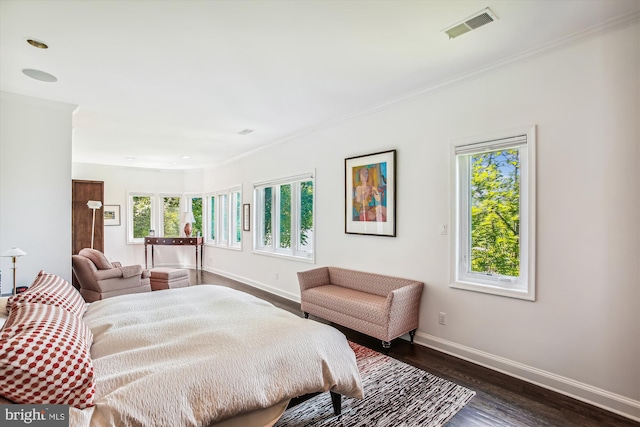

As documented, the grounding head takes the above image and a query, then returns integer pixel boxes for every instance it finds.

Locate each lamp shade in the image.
[1,247,27,258]
[87,200,102,209]
[182,211,195,224]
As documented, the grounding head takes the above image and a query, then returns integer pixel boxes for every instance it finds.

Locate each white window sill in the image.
[451,280,534,301]
[252,249,315,264]
[205,243,242,251]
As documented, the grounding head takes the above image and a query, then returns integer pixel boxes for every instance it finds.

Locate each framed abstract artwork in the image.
[345,149,396,237]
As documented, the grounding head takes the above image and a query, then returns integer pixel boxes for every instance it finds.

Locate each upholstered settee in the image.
[297,267,424,348]
[72,248,151,302]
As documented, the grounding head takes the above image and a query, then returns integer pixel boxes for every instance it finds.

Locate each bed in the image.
[0,272,363,427]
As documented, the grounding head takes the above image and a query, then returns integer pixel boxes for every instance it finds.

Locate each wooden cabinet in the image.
[72,180,104,254]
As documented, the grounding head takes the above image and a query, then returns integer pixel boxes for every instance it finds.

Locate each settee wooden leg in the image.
[409,329,416,344]
[303,312,309,319]
[382,340,391,349]
[330,391,341,415]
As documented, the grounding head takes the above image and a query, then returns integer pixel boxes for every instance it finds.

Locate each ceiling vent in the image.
[443,7,498,39]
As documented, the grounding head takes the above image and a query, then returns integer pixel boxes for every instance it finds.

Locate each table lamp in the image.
[1,247,27,295]
[182,211,196,237]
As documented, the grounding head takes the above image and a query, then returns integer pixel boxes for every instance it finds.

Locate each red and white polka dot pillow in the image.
[0,302,95,408]
[7,271,86,317]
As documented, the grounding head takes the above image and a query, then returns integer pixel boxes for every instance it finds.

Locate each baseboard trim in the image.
[416,332,640,422]
[204,267,301,303]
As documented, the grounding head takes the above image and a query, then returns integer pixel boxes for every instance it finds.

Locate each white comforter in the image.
[70,285,363,427]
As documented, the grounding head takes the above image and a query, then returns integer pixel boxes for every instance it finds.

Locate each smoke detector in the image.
[443,7,498,39]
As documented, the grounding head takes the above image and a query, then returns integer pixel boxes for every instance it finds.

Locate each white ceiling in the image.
[1,0,639,170]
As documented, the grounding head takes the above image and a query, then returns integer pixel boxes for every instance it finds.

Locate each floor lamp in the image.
[1,247,27,295]
[87,200,102,249]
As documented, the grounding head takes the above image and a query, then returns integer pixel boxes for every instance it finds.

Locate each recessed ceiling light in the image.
[238,129,254,135]
[22,68,57,82]
[125,157,136,161]
[27,39,48,49]
[181,155,190,159]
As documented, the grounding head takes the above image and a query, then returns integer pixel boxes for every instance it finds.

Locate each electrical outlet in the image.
[439,312,446,325]
[439,224,448,235]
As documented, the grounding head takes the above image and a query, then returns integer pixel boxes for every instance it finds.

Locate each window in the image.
[231,190,242,248]
[452,127,536,300]
[207,194,216,241]
[188,196,203,237]
[161,195,181,237]
[129,193,153,242]
[128,192,200,243]
[219,193,229,245]
[254,173,314,260]
[206,187,242,249]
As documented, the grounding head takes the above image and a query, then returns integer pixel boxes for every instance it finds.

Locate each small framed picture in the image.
[103,205,121,226]
[243,204,251,231]
[345,149,396,237]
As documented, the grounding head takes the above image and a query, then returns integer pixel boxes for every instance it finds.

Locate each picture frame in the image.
[243,203,251,232]
[103,205,121,226]
[345,149,396,237]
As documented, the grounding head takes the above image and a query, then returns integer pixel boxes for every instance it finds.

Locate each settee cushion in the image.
[327,268,417,297]
[302,285,387,326]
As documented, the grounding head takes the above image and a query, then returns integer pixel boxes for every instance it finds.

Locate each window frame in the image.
[230,188,242,249]
[204,193,216,245]
[450,126,536,301]
[253,172,315,262]
[127,192,197,244]
[184,193,204,238]
[127,192,155,244]
[205,186,242,250]
[158,193,182,238]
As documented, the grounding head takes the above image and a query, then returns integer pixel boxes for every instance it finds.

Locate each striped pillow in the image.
[0,302,95,408]
[7,271,86,317]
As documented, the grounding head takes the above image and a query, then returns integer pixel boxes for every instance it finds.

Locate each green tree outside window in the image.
[470,149,520,277]
[133,196,151,238]
[163,197,181,237]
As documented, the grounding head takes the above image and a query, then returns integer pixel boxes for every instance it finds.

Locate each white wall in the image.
[68,22,639,420]
[198,23,639,418]
[0,92,76,293]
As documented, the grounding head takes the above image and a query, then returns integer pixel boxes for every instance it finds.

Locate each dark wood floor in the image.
[191,270,638,427]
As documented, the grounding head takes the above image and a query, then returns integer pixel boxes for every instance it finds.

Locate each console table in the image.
[144,237,204,271]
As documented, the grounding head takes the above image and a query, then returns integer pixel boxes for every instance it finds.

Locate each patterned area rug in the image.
[275,342,475,427]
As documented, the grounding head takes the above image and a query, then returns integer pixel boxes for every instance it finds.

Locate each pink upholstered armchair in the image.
[71,248,151,302]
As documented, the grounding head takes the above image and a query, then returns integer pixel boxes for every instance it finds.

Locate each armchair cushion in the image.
[119,264,142,278]
[78,248,113,270]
